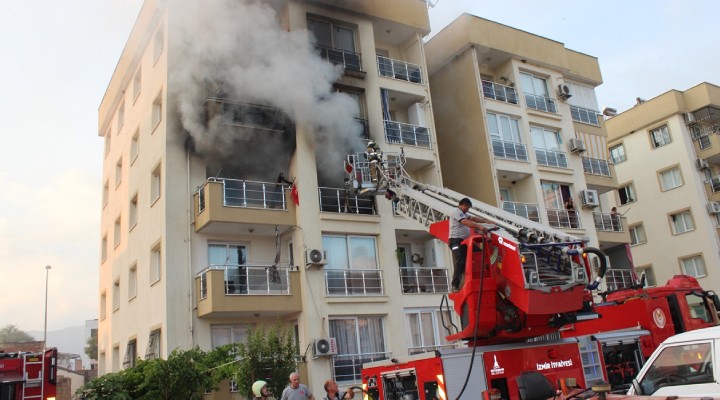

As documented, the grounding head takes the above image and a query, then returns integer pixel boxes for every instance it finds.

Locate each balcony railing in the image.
[535,148,568,168]
[546,208,580,229]
[377,56,422,84]
[481,80,518,105]
[524,93,557,113]
[333,351,390,383]
[492,138,528,161]
[318,187,376,215]
[325,269,383,296]
[570,105,600,126]
[399,268,450,293]
[384,120,431,148]
[593,212,623,232]
[198,263,292,296]
[408,344,455,356]
[582,156,612,177]
[502,201,540,222]
[315,45,362,71]
[198,178,289,211]
[711,176,720,192]
[604,268,635,291]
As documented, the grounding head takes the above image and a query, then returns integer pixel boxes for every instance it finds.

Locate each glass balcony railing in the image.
[481,80,518,105]
[570,105,600,126]
[546,208,580,229]
[593,212,623,232]
[325,269,383,296]
[492,138,528,161]
[318,187,375,215]
[384,120,431,148]
[535,148,568,168]
[399,267,450,293]
[524,93,557,113]
[315,45,362,71]
[198,263,292,296]
[377,56,422,84]
[502,201,540,222]
[582,156,612,177]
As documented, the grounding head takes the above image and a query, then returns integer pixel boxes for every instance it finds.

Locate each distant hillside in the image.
[29,326,91,367]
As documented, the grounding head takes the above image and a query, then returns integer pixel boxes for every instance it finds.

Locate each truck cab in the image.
[628,325,719,396]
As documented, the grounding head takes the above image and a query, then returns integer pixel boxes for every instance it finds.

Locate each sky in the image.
[1,0,719,333]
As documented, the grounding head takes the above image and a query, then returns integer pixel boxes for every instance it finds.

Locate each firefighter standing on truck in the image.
[449,197,491,292]
[366,140,383,187]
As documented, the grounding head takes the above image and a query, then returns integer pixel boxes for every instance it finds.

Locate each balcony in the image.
[593,212,622,232]
[502,201,540,222]
[399,267,450,293]
[384,120,431,148]
[318,187,376,215]
[705,176,720,203]
[196,265,302,318]
[582,157,611,177]
[315,45,363,75]
[492,138,528,162]
[325,269,383,296]
[546,208,580,229]
[535,148,568,168]
[481,80,518,105]
[377,56,422,84]
[604,268,635,291]
[570,105,600,126]
[594,212,631,248]
[194,178,296,234]
[524,93,557,113]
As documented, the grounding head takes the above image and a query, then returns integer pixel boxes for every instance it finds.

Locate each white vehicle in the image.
[628,325,720,396]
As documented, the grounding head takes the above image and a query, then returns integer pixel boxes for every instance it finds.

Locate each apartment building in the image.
[98,0,452,395]
[605,83,720,292]
[424,14,632,284]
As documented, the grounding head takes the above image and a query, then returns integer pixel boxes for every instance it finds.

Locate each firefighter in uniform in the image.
[366,140,383,188]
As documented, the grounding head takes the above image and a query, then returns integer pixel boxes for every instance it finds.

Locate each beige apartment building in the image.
[98,0,455,396]
[424,15,632,280]
[605,83,720,292]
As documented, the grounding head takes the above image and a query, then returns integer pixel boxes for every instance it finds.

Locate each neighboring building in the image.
[424,14,632,283]
[99,0,451,395]
[605,83,720,292]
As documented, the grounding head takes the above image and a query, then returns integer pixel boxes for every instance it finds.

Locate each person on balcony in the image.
[565,197,577,228]
[611,207,620,231]
[449,198,492,292]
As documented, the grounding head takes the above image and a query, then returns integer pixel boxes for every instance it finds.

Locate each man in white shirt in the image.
[449,198,491,292]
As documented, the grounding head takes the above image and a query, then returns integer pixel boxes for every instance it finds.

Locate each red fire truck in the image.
[0,348,57,400]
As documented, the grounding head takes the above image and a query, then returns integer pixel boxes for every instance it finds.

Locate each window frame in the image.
[114,216,122,248]
[130,129,139,164]
[679,254,707,278]
[112,278,120,312]
[150,242,161,285]
[151,162,162,205]
[635,265,656,287]
[322,235,379,270]
[649,125,672,149]
[669,209,695,235]
[629,224,647,246]
[658,166,683,191]
[609,143,626,164]
[129,192,138,231]
[151,91,163,132]
[405,308,455,355]
[618,183,636,205]
[329,315,387,383]
[128,263,137,301]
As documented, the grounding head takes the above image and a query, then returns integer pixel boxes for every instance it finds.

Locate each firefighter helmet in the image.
[252,380,268,397]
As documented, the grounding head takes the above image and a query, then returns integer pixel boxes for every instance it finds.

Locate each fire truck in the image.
[0,348,57,400]
[343,150,719,400]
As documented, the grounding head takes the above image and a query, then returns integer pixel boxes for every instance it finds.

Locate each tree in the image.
[0,324,34,342]
[138,348,212,400]
[85,329,98,360]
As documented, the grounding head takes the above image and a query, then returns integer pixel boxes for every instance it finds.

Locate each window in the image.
[323,235,378,270]
[130,130,139,163]
[532,126,567,168]
[686,292,715,323]
[307,16,359,71]
[566,82,599,111]
[129,193,138,230]
[636,342,713,395]
[659,167,683,191]
[122,339,136,369]
[133,68,141,103]
[153,26,164,63]
[150,243,161,284]
[113,279,120,311]
[112,346,120,372]
[129,264,137,300]
[101,235,108,262]
[618,184,636,205]
[681,255,707,278]
[629,224,647,246]
[487,113,522,143]
[151,91,163,130]
[329,316,386,382]
[151,163,161,204]
[146,329,160,359]
[100,292,107,320]
[609,144,626,164]
[114,217,121,248]
[670,210,694,235]
[115,156,122,188]
[520,72,556,113]
[103,180,109,208]
[405,309,454,355]
[209,243,247,294]
[211,325,250,349]
[636,265,656,287]
[104,128,111,156]
[117,101,125,132]
[649,125,671,148]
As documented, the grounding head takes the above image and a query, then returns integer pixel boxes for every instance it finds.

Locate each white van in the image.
[628,325,719,396]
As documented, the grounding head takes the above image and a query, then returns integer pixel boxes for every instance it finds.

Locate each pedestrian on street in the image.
[281,372,315,400]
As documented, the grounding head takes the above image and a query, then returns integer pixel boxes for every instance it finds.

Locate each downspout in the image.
[186,145,195,347]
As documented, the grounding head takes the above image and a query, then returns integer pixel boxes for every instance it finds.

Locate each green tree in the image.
[85,329,98,360]
[0,324,34,342]
[138,348,212,400]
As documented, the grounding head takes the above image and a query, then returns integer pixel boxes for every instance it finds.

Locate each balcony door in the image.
[209,243,247,294]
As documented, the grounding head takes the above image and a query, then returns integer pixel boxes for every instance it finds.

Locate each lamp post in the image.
[43,265,51,350]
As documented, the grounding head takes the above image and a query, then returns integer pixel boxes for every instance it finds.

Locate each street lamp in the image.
[43,265,51,350]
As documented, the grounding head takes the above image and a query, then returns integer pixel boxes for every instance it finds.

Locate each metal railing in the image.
[546,208,581,229]
[325,269,383,296]
[524,92,557,113]
[535,148,568,168]
[315,45,362,71]
[399,267,450,293]
[570,105,600,126]
[318,187,376,215]
[481,80,518,105]
[502,201,540,222]
[408,344,456,355]
[332,351,390,382]
[384,120,431,148]
[604,268,635,291]
[593,212,623,232]
[582,156,612,177]
[198,187,206,213]
[198,263,292,295]
[377,56,422,84]
[492,138,528,161]
[198,177,289,210]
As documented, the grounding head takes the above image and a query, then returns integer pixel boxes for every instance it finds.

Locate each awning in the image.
[0,371,24,385]
[591,330,651,347]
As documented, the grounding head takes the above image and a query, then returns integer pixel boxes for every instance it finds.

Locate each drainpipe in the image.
[186,145,195,347]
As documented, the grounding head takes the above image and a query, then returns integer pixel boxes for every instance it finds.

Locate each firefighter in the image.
[366,140,383,186]
[253,380,271,400]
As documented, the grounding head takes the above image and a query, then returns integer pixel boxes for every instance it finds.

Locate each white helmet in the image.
[253,380,268,397]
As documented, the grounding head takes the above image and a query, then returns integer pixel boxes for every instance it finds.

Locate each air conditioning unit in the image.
[305,248,328,266]
[557,84,572,100]
[313,337,337,357]
[568,138,586,154]
[696,158,710,170]
[707,202,720,215]
[580,189,599,208]
[684,112,697,125]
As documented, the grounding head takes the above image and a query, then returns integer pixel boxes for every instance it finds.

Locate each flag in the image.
[290,181,299,206]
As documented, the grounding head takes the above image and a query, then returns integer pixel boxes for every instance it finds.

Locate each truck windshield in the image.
[685,292,715,323]
[638,342,714,395]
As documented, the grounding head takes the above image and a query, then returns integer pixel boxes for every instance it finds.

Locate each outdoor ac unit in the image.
[568,138,586,154]
[557,84,572,100]
[305,249,328,266]
[580,189,599,208]
[684,112,697,125]
[696,158,710,170]
[707,202,720,215]
[313,337,337,357]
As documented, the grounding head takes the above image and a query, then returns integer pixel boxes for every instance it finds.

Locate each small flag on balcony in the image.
[344,160,353,174]
[290,180,299,206]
